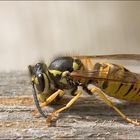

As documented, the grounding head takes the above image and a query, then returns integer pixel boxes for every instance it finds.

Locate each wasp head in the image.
[28,62,49,93]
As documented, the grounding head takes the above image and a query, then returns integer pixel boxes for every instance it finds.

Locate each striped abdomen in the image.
[93,62,140,103]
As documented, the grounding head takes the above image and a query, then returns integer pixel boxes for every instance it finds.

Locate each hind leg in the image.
[89,86,140,126]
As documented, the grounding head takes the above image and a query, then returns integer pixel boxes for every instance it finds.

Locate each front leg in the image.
[32,89,64,116]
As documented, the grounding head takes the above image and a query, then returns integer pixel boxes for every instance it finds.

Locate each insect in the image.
[28,54,140,126]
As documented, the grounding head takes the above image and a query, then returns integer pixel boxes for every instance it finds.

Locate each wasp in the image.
[28,54,140,126]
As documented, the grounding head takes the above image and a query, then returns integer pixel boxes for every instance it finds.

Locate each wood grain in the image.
[0,72,140,139]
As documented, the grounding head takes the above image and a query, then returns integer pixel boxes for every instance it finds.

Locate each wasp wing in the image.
[74,54,140,61]
[70,70,140,84]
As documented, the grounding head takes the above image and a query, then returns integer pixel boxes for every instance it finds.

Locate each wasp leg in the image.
[32,89,64,116]
[90,87,140,126]
[46,90,82,125]
[81,58,94,71]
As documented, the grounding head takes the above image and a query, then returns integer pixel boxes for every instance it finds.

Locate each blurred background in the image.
[0,1,140,71]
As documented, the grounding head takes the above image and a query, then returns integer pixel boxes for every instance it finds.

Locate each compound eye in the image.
[35,73,45,92]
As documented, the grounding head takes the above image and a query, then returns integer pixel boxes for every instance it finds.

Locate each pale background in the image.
[0,1,140,71]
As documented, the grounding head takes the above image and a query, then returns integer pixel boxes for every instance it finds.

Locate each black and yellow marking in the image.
[49,57,82,72]
[92,62,140,102]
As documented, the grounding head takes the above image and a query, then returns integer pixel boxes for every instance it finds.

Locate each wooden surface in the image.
[1,72,140,139]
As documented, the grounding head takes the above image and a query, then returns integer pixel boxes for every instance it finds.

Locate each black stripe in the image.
[112,65,127,94]
[93,63,101,84]
[102,63,120,90]
[102,68,110,89]
[124,67,129,72]
[102,80,108,89]
[129,88,140,99]
[114,83,124,94]
[101,63,110,89]
[136,88,140,96]
[123,84,134,96]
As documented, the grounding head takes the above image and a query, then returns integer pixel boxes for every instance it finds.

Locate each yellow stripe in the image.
[43,73,49,92]
[49,70,62,76]
[104,81,122,97]
[133,86,140,102]
[31,75,35,82]
[98,62,110,87]
[115,84,131,99]
[96,63,140,103]
[73,62,79,71]
[34,77,39,85]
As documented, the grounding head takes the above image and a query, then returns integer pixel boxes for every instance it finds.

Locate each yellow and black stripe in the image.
[93,62,140,102]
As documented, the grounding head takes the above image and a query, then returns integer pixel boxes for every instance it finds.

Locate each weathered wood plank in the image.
[0,72,140,139]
